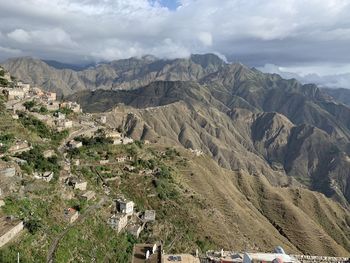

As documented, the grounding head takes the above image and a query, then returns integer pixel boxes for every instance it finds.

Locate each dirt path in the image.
[46,197,106,263]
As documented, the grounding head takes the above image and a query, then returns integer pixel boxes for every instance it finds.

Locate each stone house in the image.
[81,190,95,201]
[117,198,134,216]
[64,208,79,223]
[124,165,136,172]
[127,223,143,238]
[116,156,132,163]
[100,159,109,165]
[43,150,55,158]
[46,101,60,111]
[60,101,81,113]
[107,213,128,233]
[34,171,54,182]
[73,180,87,191]
[45,92,57,101]
[68,140,82,149]
[4,89,25,100]
[122,137,134,145]
[0,217,24,248]
[100,116,107,124]
[143,210,156,222]
[56,119,73,130]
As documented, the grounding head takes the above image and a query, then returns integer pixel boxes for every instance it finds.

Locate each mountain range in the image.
[2,55,350,255]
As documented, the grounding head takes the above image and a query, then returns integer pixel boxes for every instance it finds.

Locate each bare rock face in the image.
[2,54,225,96]
[68,65,350,205]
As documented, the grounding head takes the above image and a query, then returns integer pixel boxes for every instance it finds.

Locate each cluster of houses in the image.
[132,245,350,263]
[107,197,156,238]
[0,76,82,133]
[105,130,134,145]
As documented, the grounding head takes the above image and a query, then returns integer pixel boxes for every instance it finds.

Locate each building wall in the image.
[117,216,128,232]
[0,221,24,248]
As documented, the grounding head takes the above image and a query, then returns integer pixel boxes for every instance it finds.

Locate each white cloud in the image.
[7,28,77,47]
[197,32,213,47]
[0,0,350,84]
[259,63,350,89]
[0,46,22,54]
[7,29,30,43]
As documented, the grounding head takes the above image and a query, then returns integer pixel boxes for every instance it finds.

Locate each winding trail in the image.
[46,197,106,263]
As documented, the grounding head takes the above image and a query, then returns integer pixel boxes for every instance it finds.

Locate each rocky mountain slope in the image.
[323,88,350,107]
[1,54,225,96]
[1,58,350,257]
[68,63,350,206]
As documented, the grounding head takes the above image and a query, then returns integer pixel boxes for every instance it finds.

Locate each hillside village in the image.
[0,66,349,262]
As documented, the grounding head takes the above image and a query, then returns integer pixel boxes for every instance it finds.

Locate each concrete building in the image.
[60,101,81,113]
[143,210,156,222]
[163,254,200,263]
[74,180,87,191]
[56,119,73,130]
[45,92,57,101]
[34,171,54,182]
[46,101,60,111]
[117,198,134,215]
[7,103,26,113]
[132,243,162,263]
[64,208,79,223]
[100,116,107,124]
[122,137,134,145]
[116,156,130,163]
[54,112,66,120]
[43,150,55,158]
[4,89,26,100]
[106,131,122,139]
[107,214,128,233]
[0,217,24,248]
[68,140,82,149]
[81,190,95,201]
[15,82,30,92]
[127,223,143,238]
[242,252,293,263]
[99,159,109,165]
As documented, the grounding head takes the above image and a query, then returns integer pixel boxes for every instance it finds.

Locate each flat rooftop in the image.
[132,244,162,263]
[163,254,200,263]
[0,217,22,237]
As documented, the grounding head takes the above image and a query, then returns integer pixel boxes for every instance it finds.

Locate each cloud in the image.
[7,29,30,43]
[7,28,77,47]
[259,63,350,89]
[0,0,350,85]
[197,32,213,47]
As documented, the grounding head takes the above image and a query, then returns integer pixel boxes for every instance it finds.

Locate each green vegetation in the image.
[0,78,9,87]
[18,112,68,143]
[0,68,4,77]
[55,107,73,115]
[0,95,5,113]
[0,133,15,154]
[74,135,113,146]
[23,100,36,111]
[17,146,60,174]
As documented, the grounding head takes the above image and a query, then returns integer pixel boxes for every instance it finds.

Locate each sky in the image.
[0,0,350,88]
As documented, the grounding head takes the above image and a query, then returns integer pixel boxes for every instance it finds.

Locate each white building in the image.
[68,140,82,149]
[117,199,134,216]
[0,217,24,248]
[107,214,128,233]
